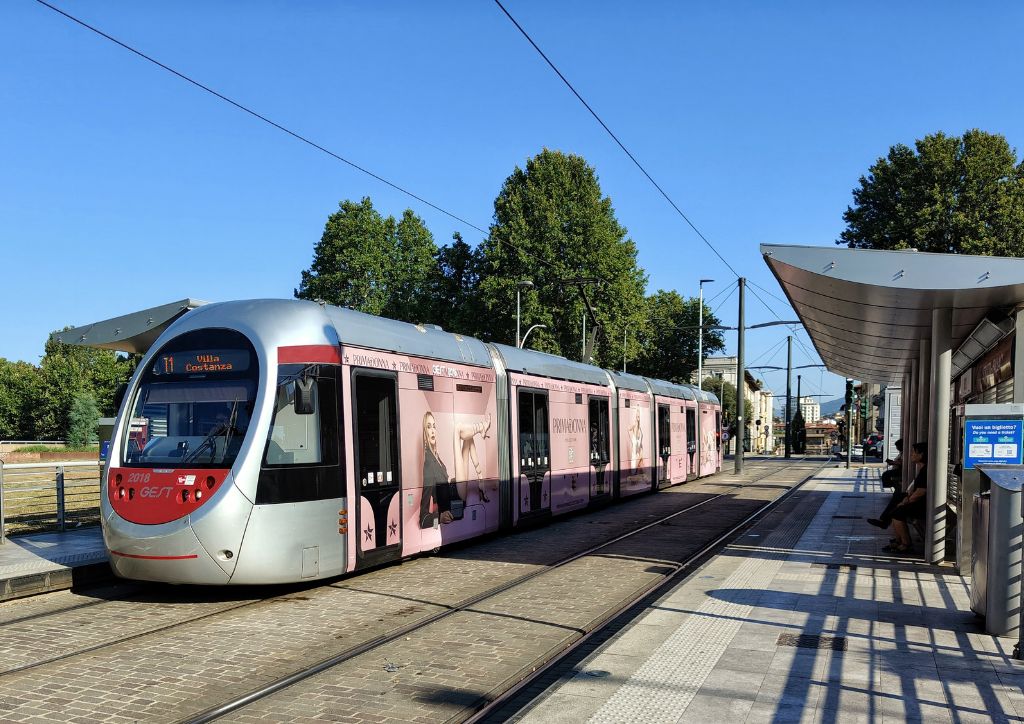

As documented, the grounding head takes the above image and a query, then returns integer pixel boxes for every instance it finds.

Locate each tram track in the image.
[182,457,829,723]
[0,458,828,723]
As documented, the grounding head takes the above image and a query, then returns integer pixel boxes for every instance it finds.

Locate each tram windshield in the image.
[121,329,259,468]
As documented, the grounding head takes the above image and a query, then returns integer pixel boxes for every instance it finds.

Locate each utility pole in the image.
[784,335,792,459]
[698,279,713,390]
[845,379,854,469]
[582,311,586,362]
[623,327,626,372]
[735,278,746,474]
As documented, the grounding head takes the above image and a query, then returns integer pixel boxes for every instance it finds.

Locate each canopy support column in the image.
[927,308,952,564]
[904,359,917,491]
[1014,309,1024,403]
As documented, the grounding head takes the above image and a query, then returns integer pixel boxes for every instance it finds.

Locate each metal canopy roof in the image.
[761,244,1024,384]
[51,298,207,354]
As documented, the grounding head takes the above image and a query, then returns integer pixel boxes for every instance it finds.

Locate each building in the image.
[695,357,775,455]
[798,396,820,423]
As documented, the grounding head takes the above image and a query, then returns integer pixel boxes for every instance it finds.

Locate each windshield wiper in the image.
[183,399,241,465]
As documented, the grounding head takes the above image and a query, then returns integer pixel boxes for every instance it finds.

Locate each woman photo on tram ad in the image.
[870,441,927,554]
[418,411,491,528]
[628,409,645,473]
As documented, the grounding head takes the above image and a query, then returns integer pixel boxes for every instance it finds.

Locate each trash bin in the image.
[971,492,990,616]
[978,465,1024,638]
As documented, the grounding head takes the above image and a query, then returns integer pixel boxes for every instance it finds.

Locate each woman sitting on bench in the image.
[881,441,927,554]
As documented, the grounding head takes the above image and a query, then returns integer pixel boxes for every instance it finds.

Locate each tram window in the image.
[715,411,722,450]
[686,409,697,451]
[263,364,339,467]
[518,390,549,468]
[589,397,610,464]
[353,375,398,489]
[658,405,671,457]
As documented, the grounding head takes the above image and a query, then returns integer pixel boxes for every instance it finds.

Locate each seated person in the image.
[879,438,903,489]
[872,441,926,553]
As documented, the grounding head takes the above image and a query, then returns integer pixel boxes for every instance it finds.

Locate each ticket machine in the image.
[958,404,1024,572]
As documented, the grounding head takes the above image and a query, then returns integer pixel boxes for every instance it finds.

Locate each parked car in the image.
[862,434,883,458]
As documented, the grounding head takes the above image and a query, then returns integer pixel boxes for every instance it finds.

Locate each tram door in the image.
[657,404,671,488]
[685,408,697,480]
[518,389,551,517]
[352,372,403,568]
[588,396,611,500]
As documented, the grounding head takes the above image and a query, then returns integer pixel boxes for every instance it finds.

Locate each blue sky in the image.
[3,1,1023,403]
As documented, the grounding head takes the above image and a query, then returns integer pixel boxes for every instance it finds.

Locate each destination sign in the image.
[153,350,250,376]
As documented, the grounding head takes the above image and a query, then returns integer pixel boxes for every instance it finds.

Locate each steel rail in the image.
[182,458,826,724]
[467,456,832,723]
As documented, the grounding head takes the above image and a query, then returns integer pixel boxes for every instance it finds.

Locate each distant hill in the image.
[774,396,845,419]
[819,397,844,416]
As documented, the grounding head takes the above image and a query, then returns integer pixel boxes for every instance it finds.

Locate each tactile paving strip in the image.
[587,490,820,724]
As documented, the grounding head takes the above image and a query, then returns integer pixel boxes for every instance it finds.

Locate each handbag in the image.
[447,480,465,520]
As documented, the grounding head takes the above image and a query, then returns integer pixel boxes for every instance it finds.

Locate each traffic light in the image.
[860,397,869,418]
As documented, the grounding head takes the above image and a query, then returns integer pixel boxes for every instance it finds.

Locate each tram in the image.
[102,299,722,584]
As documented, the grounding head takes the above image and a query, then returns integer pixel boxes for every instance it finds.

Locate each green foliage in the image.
[791,410,806,454]
[631,291,724,383]
[426,232,483,335]
[66,392,99,446]
[12,444,99,453]
[0,359,41,439]
[477,149,648,365]
[702,376,753,425]
[32,334,135,440]
[840,130,1024,255]
[294,197,438,321]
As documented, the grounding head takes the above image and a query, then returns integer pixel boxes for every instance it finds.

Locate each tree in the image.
[791,410,806,454]
[477,149,648,365]
[388,209,439,323]
[0,359,41,440]
[839,130,1024,255]
[702,376,753,425]
[34,333,135,440]
[631,291,725,383]
[66,392,99,447]
[295,197,437,321]
[426,232,483,335]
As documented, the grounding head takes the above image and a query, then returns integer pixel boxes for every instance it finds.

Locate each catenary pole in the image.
[735,278,745,474]
[784,335,792,459]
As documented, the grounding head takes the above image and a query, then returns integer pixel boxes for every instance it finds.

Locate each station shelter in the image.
[763,244,1024,570]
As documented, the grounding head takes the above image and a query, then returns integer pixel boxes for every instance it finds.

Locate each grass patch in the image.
[12,444,100,453]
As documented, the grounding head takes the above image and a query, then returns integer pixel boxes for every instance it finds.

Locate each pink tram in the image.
[101,299,723,584]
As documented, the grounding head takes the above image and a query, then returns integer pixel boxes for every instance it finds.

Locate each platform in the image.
[516,465,1024,723]
[0,526,109,602]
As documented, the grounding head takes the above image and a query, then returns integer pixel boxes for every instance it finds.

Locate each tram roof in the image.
[645,378,697,401]
[761,244,1024,384]
[491,344,611,387]
[324,306,493,368]
[606,370,651,394]
[51,298,207,354]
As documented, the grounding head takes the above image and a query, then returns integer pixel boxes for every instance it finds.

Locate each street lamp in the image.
[520,324,546,348]
[698,279,713,390]
[516,280,534,348]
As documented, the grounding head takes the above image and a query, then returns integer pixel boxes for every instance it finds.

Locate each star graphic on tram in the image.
[363,524,373,542]
[388,521,397,536]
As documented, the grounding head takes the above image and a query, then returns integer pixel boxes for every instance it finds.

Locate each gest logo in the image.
[139,486,174,499]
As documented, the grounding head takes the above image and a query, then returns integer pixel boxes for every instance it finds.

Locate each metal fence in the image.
[0,461,104,543]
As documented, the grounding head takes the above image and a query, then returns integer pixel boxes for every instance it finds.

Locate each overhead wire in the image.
[493,0,741,279]
[33,0,569,275]
[494,1,838,380]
